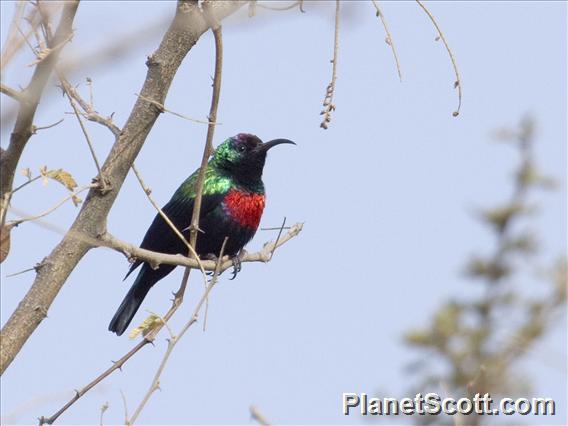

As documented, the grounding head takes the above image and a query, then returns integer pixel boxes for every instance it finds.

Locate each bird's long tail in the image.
[108,273,151,336]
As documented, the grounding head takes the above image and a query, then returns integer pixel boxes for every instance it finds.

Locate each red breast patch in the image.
[223,189,266,229]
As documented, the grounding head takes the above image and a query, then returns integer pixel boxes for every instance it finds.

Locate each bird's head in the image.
[212,133,295,183]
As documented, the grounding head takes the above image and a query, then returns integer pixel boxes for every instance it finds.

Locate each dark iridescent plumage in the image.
[108,133,294,335]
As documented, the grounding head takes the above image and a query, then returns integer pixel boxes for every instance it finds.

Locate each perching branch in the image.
[100,223,303,273]
[0,0,246,376]
[39,224,302,424]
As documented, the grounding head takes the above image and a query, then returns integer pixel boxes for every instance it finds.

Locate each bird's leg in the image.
[229,249,247,280]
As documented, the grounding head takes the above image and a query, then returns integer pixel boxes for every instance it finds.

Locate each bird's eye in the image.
[238,145,246,152]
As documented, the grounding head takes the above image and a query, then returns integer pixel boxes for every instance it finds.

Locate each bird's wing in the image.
[124,191,226,280]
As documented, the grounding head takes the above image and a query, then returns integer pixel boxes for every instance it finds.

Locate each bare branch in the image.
[0,1,79,230]
[320,0,340,129]
[38,339,149,425]
[7,184,94,227]
[99,222,303,275]
[0,83,25,103]
[250,405,272,426]
[62,89,105,187]
[33,118,65,132]
[1,2,40,71]
[371,0,402,81]
[189,2,223,251]
[58,75,121,137]
[135,93,215,125]
[415,0,462,117]
[130,163,207,280]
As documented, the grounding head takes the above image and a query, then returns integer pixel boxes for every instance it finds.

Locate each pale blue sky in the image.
[1,1,566,425]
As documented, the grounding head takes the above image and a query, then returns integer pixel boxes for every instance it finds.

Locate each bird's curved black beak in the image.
[260,138,296,152]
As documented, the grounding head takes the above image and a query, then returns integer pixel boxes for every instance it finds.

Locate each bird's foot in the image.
[202,253,218,277]
[229,250,247,280]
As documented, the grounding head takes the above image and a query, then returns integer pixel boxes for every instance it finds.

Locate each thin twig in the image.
[270,216,286,260]
[1,2,40,71]
[63,90,105,185]
[260,226,292,231]
[7,184,94,227]
[119,390,129,426]
[415,0,462,117]
[320,0,340,129]
[135,93,215,125]
[5,266,36,278]
[371,0,402,81]
[98,401,109,426]
[250,405,271,426]
[128,237,228,425]
[180,3,224,332]
[188,6,222,249]
[33,118,64,132]
[130,163,206,281]
[9,175,42,195]
[59,74,121,137]
[38,339,149,426]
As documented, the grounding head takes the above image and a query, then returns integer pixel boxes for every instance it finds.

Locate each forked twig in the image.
[416,0,462,117]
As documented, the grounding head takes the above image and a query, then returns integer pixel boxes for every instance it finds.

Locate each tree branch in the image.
[0,1,79,223]
[128,237,228,425]
[99,223,303,273]
[319,0,340,129]
[415,0,462,117]
[0,0,246,375]
[0,83,25,103]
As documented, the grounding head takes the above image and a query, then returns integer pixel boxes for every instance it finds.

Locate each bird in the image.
[108,133,295,335]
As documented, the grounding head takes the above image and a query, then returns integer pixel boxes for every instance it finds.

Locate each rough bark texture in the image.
[0,0,245,375]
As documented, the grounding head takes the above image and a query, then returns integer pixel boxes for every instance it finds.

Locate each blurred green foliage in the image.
[403,117,567,425]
